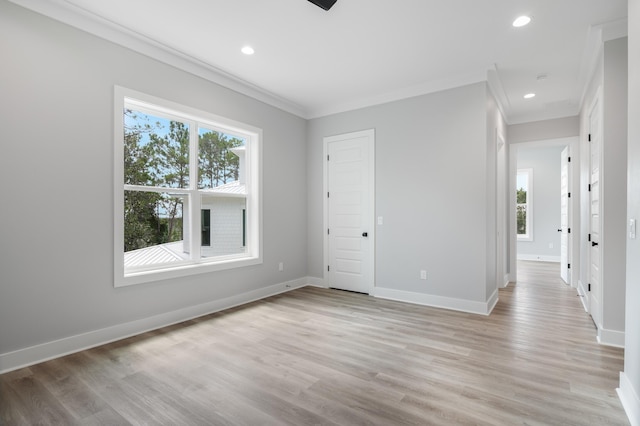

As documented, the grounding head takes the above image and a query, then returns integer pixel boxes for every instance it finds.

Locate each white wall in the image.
[308,82,503,313]
[579,36,628,346]
[0,2,308,369]
[620,0,640,423]
[515,146,564,261]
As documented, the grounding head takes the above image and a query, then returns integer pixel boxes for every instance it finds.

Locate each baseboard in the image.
[618,372,640,426]
[0,277,312,374]
[577,279,589,312]
[306,276,327,288]
[502,273,511,288]
[373,287,497,316]
[597,327,625,348]
[517,254,561,262]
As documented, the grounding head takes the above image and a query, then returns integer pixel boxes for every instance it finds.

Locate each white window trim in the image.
[114,86,262,287]
[516,168,533,242]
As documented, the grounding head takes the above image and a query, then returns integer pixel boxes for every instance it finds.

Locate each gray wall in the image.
[602,37,628,336]
[516,146,564,260]
[624,0,640,415]
[508,117,580,144]
[0,2,308,355]
[308,83,499,304]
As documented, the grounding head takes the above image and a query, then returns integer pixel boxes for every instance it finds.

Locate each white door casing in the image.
[497,133,507,288]
[588,94,602,328]
[560,146,570,284]
[323,130,375,294]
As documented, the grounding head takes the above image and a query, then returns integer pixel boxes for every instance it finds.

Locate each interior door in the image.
[559,146,570,283]
[325,130,374,294]
[588,97,602,327]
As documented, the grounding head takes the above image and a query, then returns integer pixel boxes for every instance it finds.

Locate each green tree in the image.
[123,109,163,251]
[151,121,190,242]
[198,131,242,187]
[516,187,527,235]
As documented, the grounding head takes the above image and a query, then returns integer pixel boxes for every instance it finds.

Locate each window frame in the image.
[516,168,533,242]
[114,86,262,287]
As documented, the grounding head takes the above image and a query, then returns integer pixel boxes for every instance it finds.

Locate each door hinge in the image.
[568,228,571,234]
[327,191,330,198]
[568,263,571,269]
[588,233,591,242]
[327,265,330,272]
[327,155,330,161]
[588,134,592,142]
[588,283,591,292]
[327,228,330,235]
[568,192,571,198]
[568,156,571,163]
[588,184,591,192]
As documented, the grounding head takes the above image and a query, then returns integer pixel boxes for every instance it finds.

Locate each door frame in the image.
[323,129,376,292]
[560,146,571,284]
[496,132,508,288]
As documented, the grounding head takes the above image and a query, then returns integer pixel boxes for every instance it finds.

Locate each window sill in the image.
[115,255,262,287]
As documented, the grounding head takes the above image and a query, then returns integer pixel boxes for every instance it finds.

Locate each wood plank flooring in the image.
[0,261,629,425]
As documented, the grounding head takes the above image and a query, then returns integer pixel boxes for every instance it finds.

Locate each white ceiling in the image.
[15,0,628,123]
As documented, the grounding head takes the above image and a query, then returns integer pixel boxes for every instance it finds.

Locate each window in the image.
[114,87,262,287]
[516,168,533,241]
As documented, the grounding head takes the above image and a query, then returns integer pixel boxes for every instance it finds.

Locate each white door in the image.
[559,146,570,284]
[324,130,375,294]
[588,97,602,327]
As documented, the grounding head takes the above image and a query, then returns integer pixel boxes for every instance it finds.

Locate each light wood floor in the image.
[0,261,629,425]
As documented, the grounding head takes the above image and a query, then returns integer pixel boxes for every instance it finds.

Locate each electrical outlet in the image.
[549,243,554,249]
[420,270,427,280]
[278,262,284,271]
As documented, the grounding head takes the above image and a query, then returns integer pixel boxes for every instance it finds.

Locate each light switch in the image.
[378,216,383,225]
[631,219,637,239]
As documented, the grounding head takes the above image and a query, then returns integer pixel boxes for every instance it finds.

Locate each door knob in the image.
[592,241,599,247]
[362,232,368,237]
[557,228,562,232]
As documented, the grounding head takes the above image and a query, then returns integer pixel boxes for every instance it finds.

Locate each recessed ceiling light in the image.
[241,46,255,55]
[524,93,536,99]
[513,16,531,27]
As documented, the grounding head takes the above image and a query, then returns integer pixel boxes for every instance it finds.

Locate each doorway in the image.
[510,137,578,286]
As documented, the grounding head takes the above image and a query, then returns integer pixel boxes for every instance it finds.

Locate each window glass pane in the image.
[201,209,211,247]
[516,173,528,203]
[198,127,245,189]
[517,205,527,235]
[124,190,186,269]
[200,195,247,259]
[516,169,531,239]
[124,109,190,188]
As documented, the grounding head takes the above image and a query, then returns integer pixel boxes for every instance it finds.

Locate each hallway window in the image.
[517,168,533,241]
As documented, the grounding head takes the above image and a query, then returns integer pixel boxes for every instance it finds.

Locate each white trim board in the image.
[0,277,311,374]
[618,372,640,426]
[597,328,625,348]
[517,254,561,262]
[373,287,499,316]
